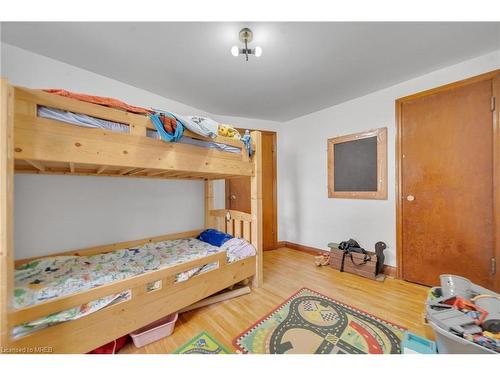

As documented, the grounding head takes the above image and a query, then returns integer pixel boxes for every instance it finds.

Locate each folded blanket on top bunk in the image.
[44,89,153,115]
[13,236,256,338]
[43,89,249,154]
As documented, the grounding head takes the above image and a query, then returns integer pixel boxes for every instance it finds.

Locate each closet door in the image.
[399,74,498,288]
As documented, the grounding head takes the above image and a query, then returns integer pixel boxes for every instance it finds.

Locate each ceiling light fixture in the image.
[231,28,262,61]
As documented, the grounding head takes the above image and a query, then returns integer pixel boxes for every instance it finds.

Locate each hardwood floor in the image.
[120,247,431,354]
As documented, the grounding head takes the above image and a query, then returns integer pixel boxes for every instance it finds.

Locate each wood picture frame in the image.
[327,127,387,199]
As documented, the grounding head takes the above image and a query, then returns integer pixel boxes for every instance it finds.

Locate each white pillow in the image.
[150,109,219,139]
[184,116,219,138]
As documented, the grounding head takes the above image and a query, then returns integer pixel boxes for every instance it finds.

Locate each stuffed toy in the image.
[218,124,241,139]
[314,254,330,267]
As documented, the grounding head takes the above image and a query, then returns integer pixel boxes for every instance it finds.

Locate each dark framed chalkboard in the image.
[327,127,387,199]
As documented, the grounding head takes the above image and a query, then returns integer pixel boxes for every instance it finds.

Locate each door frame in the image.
[226,129,278,250]
[395,69,500,290]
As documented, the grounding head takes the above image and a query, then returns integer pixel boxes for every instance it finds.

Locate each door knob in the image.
[406,195,415,202]
[231,194,236,200]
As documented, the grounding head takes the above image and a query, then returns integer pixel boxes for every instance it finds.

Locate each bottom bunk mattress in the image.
[13,237,255,338]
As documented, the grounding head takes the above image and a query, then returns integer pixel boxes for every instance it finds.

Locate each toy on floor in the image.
[463,333,500,352]
[472,294,500,334]
[401,332,437,354]
[444,296,489,325]
[314,254,330,266]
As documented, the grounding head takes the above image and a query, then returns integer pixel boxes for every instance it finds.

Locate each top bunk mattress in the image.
[37,106,242,154]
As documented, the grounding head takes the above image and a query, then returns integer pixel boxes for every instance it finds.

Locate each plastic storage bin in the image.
[130,313,178,348]
[428,320,496,354]
[426,284,499,354]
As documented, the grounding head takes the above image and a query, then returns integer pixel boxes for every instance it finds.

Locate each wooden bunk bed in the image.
[0,79,263,353]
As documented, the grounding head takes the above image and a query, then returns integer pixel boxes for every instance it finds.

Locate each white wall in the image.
[278,50,500,266]
[1,43,281,259]
[0,43,214,116]
[3,40,499,266]
[13,175,205,260]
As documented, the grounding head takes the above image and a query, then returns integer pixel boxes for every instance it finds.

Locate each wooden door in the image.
[399,74,498,288]
[226,131,277,250]
[226,177,251,213]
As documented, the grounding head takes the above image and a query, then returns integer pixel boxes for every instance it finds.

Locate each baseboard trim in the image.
[382,264,397,278]
[277,241,329,255]
[277,241,397,278]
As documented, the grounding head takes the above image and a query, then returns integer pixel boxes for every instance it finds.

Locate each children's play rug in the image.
[233,288,405,354]
[173,331,231,354]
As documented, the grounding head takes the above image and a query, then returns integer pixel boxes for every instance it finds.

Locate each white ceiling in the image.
[1,22,499,121]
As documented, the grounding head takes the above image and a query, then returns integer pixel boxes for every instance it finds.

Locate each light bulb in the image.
[254,46,262,57]
[231,46,239,57]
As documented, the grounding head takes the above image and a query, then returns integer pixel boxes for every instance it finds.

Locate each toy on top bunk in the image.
[151,111,243,142]
[218,124,240,139]
[149,110,253,155]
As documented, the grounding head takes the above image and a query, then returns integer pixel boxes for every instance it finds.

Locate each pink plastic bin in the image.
[130,313,178,348]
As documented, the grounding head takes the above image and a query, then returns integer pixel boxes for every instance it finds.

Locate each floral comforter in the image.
[13,237,255,337]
